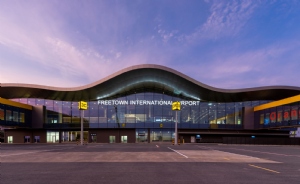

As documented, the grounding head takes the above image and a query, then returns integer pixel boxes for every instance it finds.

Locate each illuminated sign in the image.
[172,101,181,111]
[269,109,299,121]
[78,101,88,110]
[98,100,199,106]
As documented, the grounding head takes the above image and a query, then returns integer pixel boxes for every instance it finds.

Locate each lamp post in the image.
[78,101,88,145]
[172,101,181,145]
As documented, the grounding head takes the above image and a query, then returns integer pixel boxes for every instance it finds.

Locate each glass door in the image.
[8,136,13,143]
[109,136,115,143]
[24,136,30,143]
[90,133,97,143]
[121,136,127,143]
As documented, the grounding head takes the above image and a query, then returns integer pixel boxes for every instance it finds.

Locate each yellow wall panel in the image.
[0,98,32,110]
[254,94,300,111]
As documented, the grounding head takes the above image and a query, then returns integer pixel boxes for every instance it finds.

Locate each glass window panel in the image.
[88,101,98,123]
[0,108,4,120]
[71,102,80,123]
[291,105,298,120]
[216,103,226,124]
[270,110,276,123]
[54,101,62,123]
[45,100,54,111]
[153,94,162,123]
[180,105,190,123]
[99,104,107,123]
[107,105,116,123]
[283,105,290,121]
[27,98,36,106]
[200,102,208,124]
[19,98,28,104]
[265,112,270,125]
[62,101,71,123]
[13,111,18,122]
[208,102,217,124]
[260,113,264,124]
[243,101,252,107]
[190,103,199,124]
[226,103,235,124]
[36,99,45,106]
[251,101,260,107]
[6,110,12,121]
[20,112,25,123]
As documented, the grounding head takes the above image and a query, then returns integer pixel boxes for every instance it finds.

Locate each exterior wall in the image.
[254,102,300,129]
[243,107,255,129]
[32,106,46,128]
[0,102,32,128]
[89,129,135,143]
[5,129,46,143]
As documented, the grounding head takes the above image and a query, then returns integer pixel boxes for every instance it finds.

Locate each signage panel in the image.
[172,101,181,111]
[78,101,88,110]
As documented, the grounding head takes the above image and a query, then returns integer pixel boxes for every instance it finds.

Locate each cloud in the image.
[174,39,300,89]
[157,29,178,43]
[0,2,132,86]
[185,0,258,42]
[1,1,300,90]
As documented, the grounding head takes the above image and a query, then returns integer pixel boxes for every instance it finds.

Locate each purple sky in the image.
[1,0,300,89]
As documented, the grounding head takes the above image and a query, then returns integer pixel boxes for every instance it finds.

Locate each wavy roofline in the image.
[1,64,300,102]
[1,64,300,92]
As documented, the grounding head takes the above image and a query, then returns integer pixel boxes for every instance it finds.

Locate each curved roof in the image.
[1,64,300,102]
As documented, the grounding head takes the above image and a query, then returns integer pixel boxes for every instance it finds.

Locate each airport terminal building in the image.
[1,65,300,144]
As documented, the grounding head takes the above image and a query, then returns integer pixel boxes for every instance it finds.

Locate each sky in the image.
[0,0,300,89]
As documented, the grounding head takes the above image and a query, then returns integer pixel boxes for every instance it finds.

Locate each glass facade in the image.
[12,93,269,130]
[0,102,31,127]
[254,102,300,128]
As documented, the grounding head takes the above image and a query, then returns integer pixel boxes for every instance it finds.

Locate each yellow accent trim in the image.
[249,164,280,174]
[0,98,32,110]
[254,94,300,111]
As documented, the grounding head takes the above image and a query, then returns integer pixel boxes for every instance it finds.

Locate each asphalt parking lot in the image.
[1,143,300,184]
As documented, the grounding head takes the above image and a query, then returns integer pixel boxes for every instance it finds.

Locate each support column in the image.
[175,111,178,145]
[147,128,150,143]
[81,110,84,145]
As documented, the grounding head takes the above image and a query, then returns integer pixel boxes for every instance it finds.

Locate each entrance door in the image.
[121,136,127,143]
[109,136,115,143]
[52,136,56,143]
[24,136,30,143]
[191,136,195,143]
[90,134,97,143]
[34,136,40,143]
[8,136,13,143]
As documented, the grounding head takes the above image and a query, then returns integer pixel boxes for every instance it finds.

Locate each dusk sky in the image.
[1,0,300,89]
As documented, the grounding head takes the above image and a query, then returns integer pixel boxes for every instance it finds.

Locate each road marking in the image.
[197,145,214,150]
[228,148,300,157]
[249,164,280,174]
[168,147,188,158]
[0,147,73,157]
[156,145,159,148]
